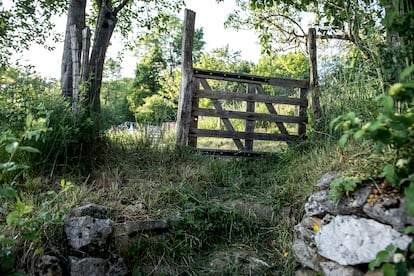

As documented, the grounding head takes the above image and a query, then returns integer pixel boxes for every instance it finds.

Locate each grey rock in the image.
[335,185,373,215]
[305,185,372,217]
[65,216,112,255]
[70,204,116,219]
[107,253,128,276]
[294,217,320,242]
[319,261,364,276]
[113,219,169,257]
[315,215,412,265]
[294,268,318,276]
[383,198,399,208]
[292,239,320,271]
[69,256,107,276]
[317,172,339,190]
[363,198,414,232]
[209,249,270,274]
[228,200,276,223]
[124,202,147,216]
[35,255,63,276]
[304,190,336,217]
[113,219,169,235]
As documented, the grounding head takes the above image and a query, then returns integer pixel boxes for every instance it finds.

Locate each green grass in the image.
[33,130,344,275]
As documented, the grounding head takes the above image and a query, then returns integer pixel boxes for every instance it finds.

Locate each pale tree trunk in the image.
[61,0,86,99]
[87,1,118,113]
[61,0,130,116]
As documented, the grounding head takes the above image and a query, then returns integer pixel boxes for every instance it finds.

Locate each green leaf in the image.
[369,245,394,270]
[353,129,365,141]
[381,95,394,112]
[33,247,43,257]
[404,226,414,235]
[337,133,350,149]
[0,249,15,271]
[0,187,17,198]
[0,162,14,169]
[5,141,18,153]
[381,164,396,185]
[18,146,40,153]
[381,263,395,276]
[22,231,40,241]
[400,65,414,80]
[404,182,414,217]
[7,163,29,171]
[6,211,19,226]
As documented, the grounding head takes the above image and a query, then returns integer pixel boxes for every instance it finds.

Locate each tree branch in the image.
[114,0,130,15]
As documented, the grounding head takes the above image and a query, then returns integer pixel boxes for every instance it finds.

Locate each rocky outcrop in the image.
[293,172,414,275]
[34,203,170,276]
[315,215,411,265]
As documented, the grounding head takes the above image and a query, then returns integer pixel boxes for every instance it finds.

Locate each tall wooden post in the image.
[308,28,322,121]
[70,25,80,120]
[176,9,196,148]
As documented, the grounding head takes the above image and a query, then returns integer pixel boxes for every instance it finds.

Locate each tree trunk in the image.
[61,0,86,99]
[87,1,117,113]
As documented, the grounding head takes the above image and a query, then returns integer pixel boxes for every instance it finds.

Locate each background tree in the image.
[0,0,66,67]
[60,0,184,120]
[128,14,205,124]
[100,58,134,128]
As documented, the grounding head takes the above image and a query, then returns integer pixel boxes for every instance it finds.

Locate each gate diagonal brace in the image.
[199,78,245,150]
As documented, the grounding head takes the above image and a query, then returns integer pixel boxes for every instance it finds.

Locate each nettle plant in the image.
[331,66,414,274]
[0,115,72,274]
[330,65,414,205]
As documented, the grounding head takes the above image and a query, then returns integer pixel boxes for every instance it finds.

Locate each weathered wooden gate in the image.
[176,9,316,156]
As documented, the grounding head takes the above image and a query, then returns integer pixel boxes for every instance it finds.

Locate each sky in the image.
[13,0,261,80]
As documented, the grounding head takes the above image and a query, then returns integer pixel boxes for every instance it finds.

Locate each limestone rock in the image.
[228,200,275,223]
[294,217,321,242]
[68,254,128,276]
[319,261,364,276]
[106,253,129,276]
[35,255,63,276]
[294,268,318,276]
[113,219,169,235]
[65,216,112,256]
[69,256,107,276]
[113,219,169,257]
[124,202,147,216]
[70,204,116,219]
[304,190,336,217]
[292,239,320,271]
[363,199,414,232]
[305,185,372,217]
[209,249,270,274]
[315,215,412,265]
[316,172,339,190]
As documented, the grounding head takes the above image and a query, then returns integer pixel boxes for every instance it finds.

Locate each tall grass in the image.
[317,47,385,135]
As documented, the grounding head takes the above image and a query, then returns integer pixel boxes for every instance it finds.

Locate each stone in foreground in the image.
[315,215,412,265]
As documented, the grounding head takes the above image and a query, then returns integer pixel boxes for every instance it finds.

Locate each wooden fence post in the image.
[308,28,322,121]
[81,27,91,85]
[176,9,196,148]
[70,25,80,121]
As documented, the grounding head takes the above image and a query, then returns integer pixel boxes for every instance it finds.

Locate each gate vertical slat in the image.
[188,78,199,148]
[245,84,256,151]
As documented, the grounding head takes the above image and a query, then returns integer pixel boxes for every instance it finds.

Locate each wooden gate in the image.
[184,69,308,156]
[176,9,315,157]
